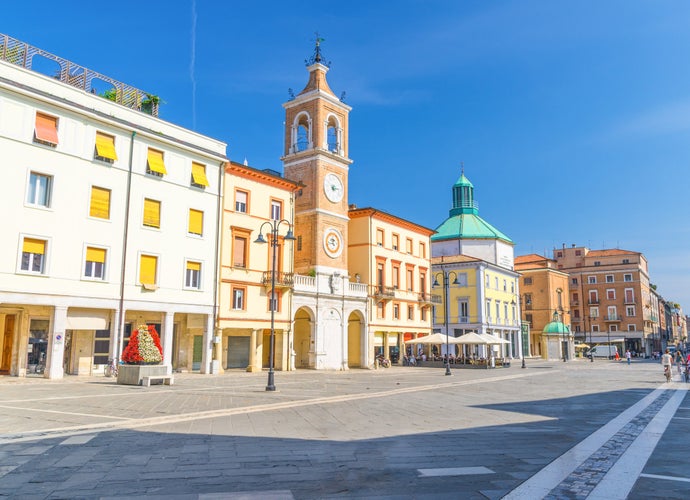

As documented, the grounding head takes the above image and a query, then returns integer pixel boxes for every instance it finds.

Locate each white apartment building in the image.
[0,34,226,378]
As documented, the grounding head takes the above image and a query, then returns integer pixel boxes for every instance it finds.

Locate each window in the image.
[376,229,384,247]
[571,277,578,285]
[271,200,282,220]
[503,279,507,291]
[419,272,426,294]
[34,112,58,146]
[511,282,515,293]
[504,302,509,319]
[188,209,203,236]
[392,234,399,251]
[143,198,161,228]
[26,172,52,207]
[146,148,167,176]
[190,162,209,188]
[624,288,634,304]
[185,261,201,289]
[21,237,47,273]
[624,273,632,282]
[607,306,617,319]
[94,131,117,163]
[626,306,635,317]
[419,242,426,258]
[495,302,500,319]
[525,294,532,306]
[594,261,601,266]
[297,235,302,251]
[269,291,281,312]
[139,254,158,286]
[575,249,582,256]
[89,186,111,219]
[622,259,630,264]
[525,314,533,325]
[590,306,599,318]
[627,324,636,332]
[592,325,600,332]
[408,305,414,320]
[609,324,618,332]
[233,235,248,268]
[393,304,400,319]
[406,238,413,254]
[556,251,563,257]
[573,292,579,303]
[406,268,414,291]
[589,290,599,304]
[392,264,400,289]
[485,275,490,287]
[235,190,248,213]
[232,288,245,310]
[588,276,596,284]
[486,300,491,318]
[459,300,469,322]
[421,308,427,321]
[84,246,106,279]
[606,275,614,283]
[606,289,615,300]
[573,309,580,318]
[377,302,384,319]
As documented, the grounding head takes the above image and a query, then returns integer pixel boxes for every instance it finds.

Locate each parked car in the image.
[586,345,618,359]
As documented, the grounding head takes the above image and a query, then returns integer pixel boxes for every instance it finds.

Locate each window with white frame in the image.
[20,237,47,273]
[393,303,400,319]
[235,190,248,213]
[588,276,596,284]
[627,324,636,331]
[609,324,618,332]
[624,273,632,282]
[607,306,617,320]
[270,200,282,220]
[590,306,599,318]
[592,324,600,332]
[408,305,413,320]
[459,300,469,322]
[606,275,614,283]
[524,277,533,285]
[26,172,52,207]
[495,302,500,319]
[84,246,106,280]
[232,287,245,310]
[269,292,280,312]
[626,305,635,316]
[606,289,616,300]
[185,261,201,289]
[624,288,634,303]
[503,279,507,291]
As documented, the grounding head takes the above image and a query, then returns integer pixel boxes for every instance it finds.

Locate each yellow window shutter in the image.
[188,209,203,235]
[89,187,111,219]
[187,261,201,272]
[86,247,106,263]
[35,113,58,145]
[23,238,46,255]
[95,132,118,161]
[143,198,161,228]
[147,148,167,175]
[191,162,209,187]
[139,255,157,284]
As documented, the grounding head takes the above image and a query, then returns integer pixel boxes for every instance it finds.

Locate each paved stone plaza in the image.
[0,358,688,499]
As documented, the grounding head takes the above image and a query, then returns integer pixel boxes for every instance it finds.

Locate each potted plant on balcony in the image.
[117,324,167,385]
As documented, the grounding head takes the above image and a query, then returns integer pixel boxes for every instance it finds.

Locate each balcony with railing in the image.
[371,285,395,301]
[588,298,600,304]
[417,292,442,306]
[261,271,294,289]
[1,32,159,117]
[604,314,622,322]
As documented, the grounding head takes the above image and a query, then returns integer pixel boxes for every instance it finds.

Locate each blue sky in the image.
[5,0,690,308]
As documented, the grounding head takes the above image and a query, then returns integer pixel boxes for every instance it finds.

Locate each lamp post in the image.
[606,326,611,361]
[586,315,593,362]
[433,270,458,376]
[254,219,296,391]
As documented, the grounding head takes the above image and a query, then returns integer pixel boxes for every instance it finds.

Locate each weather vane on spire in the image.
[305,32,331,67]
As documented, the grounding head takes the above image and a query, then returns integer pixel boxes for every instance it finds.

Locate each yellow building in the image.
[217,161,300,372]
[348,207,435,363]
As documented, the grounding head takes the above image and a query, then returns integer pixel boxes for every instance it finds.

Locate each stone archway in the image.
[293,307,314,369]
[347,310,365,368]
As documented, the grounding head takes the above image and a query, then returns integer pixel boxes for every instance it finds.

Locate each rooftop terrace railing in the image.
[0,32,159,117]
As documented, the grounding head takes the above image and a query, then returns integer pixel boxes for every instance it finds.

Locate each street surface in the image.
[0,358,688,499]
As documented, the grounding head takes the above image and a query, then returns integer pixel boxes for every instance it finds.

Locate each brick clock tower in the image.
[282,40,367,371]
[282,41,352,276]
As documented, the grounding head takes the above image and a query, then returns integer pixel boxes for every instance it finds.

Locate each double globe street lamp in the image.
[254,219,296,392]
[432,270,459,376]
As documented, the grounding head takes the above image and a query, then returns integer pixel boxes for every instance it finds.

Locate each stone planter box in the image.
[117,364,167,386]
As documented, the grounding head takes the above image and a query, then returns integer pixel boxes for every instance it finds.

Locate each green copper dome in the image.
[431,170,513,243]
[543,321,569,334]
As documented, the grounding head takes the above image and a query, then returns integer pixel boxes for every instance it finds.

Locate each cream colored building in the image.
[0,33,226,378]
[217,161,299,372]
[348,207,435,363]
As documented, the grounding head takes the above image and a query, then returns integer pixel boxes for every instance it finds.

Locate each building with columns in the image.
[0,33,226,378]
[281,43,368,370]
[431,171,522,358]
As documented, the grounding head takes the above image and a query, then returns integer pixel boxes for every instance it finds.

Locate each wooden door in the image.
[0,315,14,373]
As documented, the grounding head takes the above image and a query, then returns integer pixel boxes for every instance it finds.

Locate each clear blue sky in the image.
[5,1,690,309]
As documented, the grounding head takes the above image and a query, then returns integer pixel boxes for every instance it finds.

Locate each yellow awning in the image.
[95,132,118,161]
[187,261,201,272]
[188,209,203,235]
[35,113,58,145]
[23,238,46,255]
[147,148,167,175]
[86,247,106,263]
[191,162,209,187]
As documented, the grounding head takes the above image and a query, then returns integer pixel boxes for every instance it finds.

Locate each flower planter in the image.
[117,364,167,386]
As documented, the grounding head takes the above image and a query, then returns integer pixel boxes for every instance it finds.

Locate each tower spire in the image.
[305,32,331,67]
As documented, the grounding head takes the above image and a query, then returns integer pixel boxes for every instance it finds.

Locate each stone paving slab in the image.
[0,360,688,499]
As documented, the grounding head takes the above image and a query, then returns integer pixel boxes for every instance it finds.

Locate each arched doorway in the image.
[293,307,313,369]
[347,310,365,368]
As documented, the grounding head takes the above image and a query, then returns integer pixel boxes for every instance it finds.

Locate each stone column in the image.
[200,314,213,374]
[247,329,261,372]
[46,306,67,379]
[162,311,174,375]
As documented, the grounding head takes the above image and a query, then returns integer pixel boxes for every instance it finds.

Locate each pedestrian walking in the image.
[661,349,673,382]
[675,350,684,379]
[625,349,631,365]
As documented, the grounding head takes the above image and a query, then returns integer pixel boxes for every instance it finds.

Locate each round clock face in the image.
[323,173,344,203]
[323,228,343,258]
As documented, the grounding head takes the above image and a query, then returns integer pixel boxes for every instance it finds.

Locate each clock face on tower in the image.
[323,228,343,258]
[323,173,344,203]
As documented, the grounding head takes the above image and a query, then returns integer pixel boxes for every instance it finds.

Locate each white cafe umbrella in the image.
[404,333,465,344]
[480,333,510,344]
[454,332,491,345]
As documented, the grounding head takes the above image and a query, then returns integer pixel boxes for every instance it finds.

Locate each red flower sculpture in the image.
[122,324,163,364]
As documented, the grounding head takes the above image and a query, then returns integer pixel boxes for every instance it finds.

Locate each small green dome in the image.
[454,173,474,188]
[543,321,569,334]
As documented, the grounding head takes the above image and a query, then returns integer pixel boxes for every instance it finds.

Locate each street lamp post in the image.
[254,219,296,392]
[433,270,458,376]
[587,315,593,362]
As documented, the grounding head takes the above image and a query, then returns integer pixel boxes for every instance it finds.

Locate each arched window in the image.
[325,114,341,154]
[292,112,312,153]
